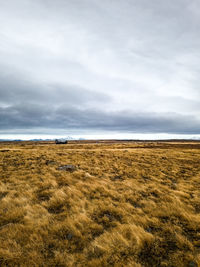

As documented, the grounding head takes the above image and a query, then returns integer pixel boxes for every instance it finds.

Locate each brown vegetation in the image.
[0,141,200,266]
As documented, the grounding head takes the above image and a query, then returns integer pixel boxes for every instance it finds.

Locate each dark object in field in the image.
[67,233,73,240]
[0,150,9,152]
[55,139,68,144]
[58,165,76,172]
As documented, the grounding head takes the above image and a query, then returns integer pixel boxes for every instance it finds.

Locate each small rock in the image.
[67,233,73,240]
[58,165,76,172]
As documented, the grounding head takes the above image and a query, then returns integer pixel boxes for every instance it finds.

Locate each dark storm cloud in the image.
[0,0,200,137]
[1,103,200,134]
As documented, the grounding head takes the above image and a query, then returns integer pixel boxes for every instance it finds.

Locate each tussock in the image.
[0,141,200,266]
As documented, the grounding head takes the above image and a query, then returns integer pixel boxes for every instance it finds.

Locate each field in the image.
[0,140,200,266]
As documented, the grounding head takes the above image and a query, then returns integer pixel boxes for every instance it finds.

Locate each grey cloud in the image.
[0,0,200,137]
[0,70,110,108]
[1,103,200,134]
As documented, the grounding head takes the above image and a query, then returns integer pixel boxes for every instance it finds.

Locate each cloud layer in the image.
[0,0,200,137]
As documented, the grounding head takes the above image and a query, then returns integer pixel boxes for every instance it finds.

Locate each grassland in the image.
[0,140,200,266]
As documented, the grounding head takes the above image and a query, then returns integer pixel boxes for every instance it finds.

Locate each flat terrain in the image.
[0,141,200,266]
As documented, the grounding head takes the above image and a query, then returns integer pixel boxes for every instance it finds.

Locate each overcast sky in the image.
[0,0,200,139]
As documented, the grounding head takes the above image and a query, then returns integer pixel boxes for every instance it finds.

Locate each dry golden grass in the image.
[0,140,200,266]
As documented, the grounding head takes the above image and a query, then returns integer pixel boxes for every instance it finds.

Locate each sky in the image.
[0,0,200,140]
